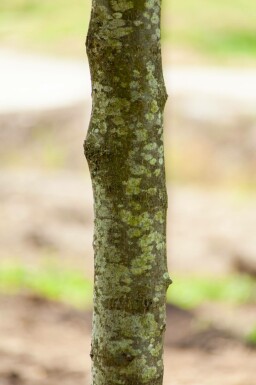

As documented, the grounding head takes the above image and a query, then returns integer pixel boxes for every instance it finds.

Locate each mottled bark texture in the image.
[84,1,171,384]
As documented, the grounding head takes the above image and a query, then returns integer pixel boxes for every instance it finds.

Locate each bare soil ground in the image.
[1,170,256,277]
[0,294,255,385]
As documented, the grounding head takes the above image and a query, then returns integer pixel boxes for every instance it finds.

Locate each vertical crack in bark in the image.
[84,1,171,384]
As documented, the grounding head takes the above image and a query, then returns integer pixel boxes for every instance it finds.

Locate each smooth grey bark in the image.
[84,1,171,384]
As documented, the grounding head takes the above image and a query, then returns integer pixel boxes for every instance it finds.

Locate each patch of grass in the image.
[165,0,256,62]
[0,263,255,310]
[0,0,91,56]
[0,0,256,62]
[246,325,256,346]
[0,263,93,308]
[168,274,256,309]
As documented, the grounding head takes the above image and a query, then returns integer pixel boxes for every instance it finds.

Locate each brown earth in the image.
[0,294,255,385]
[1,170,256,278]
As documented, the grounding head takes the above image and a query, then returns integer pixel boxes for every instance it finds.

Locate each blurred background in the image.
[0,1,256,384]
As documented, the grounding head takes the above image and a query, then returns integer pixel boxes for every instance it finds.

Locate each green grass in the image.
[0,0,91,57]
[166,0,256,62]
[0,0,256,62]
[0,263,255,309]
[246,325,256,346]
[168,274,256,309]
[0,263,93,308]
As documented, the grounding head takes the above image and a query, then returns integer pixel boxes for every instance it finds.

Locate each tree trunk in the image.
[84,1,171,384]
